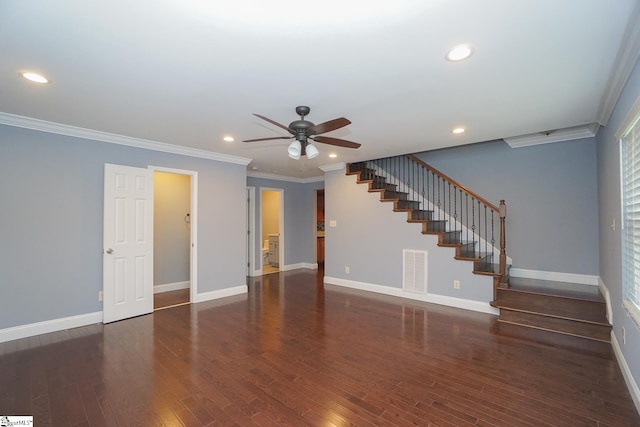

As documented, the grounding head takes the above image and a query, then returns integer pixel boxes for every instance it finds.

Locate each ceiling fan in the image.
[243,106,361,159]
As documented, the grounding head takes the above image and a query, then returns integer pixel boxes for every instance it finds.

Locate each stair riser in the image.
[381,191,408,200]
[409,211,434,221]
[499,309,611,342]
[496,289,607,320]
[395,200,421,210]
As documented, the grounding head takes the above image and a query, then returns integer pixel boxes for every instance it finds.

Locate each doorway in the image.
[260,188,283,275]
[151,167,198,310]
[103,164,198,322]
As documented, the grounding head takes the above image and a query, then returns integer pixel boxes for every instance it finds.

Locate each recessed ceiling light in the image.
[328,153,338,159]
[452,127,466,134]
[223,135,235,142]
[20,71,49,84]
[446,44,474,62]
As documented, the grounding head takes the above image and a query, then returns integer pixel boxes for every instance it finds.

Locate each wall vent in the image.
[403,249,427,294]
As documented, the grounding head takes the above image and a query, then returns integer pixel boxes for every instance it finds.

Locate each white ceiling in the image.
[1,0,638,178]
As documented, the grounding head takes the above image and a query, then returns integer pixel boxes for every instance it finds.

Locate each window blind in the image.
[622,113,640,321]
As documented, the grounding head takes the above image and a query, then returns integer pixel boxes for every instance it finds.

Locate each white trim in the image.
[598,277,613,324]
[599,0,640,127]
[611,332,640,414]
[0,112,251,165]
[0,312,102,344]
[281,262,318,271]
[509,268,599,286]
[319,162,345,173]
[615,94,640,141]
[193,285,247,304]
[248,171,323,183]
[247,186,256,276]
[323,276,499,315]
[154,281,190,294]
[623,300,640,327]
[504,124,599,148]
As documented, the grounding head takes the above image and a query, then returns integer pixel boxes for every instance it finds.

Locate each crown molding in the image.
[504,123,599,148]
[247,170,324,183]
[319,162,345,172]
[597,1,640,126]
[0,112,252,165]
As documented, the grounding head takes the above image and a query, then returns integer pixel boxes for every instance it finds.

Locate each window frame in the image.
[618,95,640,326]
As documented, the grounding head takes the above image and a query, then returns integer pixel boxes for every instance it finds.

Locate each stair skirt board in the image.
[324,276,499,315]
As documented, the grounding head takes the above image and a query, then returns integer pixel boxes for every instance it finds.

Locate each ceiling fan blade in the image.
[253,114,294,134]
[307,117,351,135]
[311,136,361,149]
[243,136,293,142]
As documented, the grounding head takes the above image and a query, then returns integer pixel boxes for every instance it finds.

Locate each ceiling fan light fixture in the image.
[305,143,319,159]
[288,140,301,159]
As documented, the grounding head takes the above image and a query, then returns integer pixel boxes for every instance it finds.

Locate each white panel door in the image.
[103,163,154,323]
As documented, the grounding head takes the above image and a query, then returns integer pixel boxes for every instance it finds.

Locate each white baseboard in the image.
[154,280,190,294]
[193,285,247,303]
[509,268,599,286]
[611,332,640,414]
[323,276,499,315]
[281,262,318,271]
[0,311,103,344]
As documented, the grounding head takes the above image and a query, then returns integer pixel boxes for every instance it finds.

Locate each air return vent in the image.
[403,249,427,294]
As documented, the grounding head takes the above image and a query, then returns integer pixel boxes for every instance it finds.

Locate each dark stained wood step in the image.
[498,309,611,342]
[394,199,421,210]
[407,209,434,222]
[494,288,608,323]
[493,277,611,343]
[494,320,613,359]
[375,189,409,200]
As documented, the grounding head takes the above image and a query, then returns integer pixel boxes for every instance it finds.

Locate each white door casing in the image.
[103,163,154,323]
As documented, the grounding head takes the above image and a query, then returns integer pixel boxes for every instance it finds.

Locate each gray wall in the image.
[154,171,191,286]
[0,125,247,329]
[247,177,323,270]
[324,169,494,301]
[597,57,640,389]
[415,138,599,275]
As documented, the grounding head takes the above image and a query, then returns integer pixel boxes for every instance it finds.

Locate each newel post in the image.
[499,200,507,285]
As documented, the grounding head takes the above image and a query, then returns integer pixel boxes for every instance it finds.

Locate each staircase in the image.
[346,160,507,288]
[346,156,612,350]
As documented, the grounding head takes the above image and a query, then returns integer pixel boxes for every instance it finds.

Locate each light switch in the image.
[329,220,337,227]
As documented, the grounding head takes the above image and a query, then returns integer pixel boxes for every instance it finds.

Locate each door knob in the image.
[106,248,114,254]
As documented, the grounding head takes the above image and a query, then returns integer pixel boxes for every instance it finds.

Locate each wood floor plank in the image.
[0,268,638,426]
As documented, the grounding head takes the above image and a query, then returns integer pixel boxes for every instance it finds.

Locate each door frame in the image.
[150,166,198,303]
[246,186,256,276]
[259,187,284,272]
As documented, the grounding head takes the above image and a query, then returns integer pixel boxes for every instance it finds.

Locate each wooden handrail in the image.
[406,154,499,212]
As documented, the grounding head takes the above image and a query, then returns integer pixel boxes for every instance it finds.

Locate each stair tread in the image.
[497,318,611,343]
[506,277,604,302]
[495,302,609,325]
[495,321,613,357]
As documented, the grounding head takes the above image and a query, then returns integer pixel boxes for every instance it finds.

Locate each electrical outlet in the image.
[622,326,626,345]
[98,291,104,301]
[453,280,460,289]
[345,266,350,274]
[330,220,337,227]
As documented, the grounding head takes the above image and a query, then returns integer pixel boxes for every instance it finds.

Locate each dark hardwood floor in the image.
[1,269,638,426]
[154,288,190,310]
